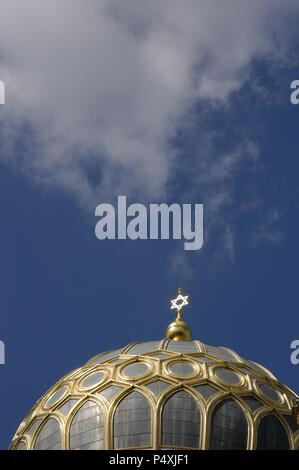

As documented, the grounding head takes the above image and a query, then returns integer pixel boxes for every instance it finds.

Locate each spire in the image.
[166,288,192,341]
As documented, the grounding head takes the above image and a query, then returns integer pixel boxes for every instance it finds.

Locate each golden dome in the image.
[10,338,299,450]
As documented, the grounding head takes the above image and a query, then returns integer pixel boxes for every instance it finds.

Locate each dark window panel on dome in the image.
[205,346,238,362]
[98,385,124,402]
[241,396,264,413]
[166,341,199,353]
[70,400,104,450]
[125,341,161,355]
[193,384,220,401]
[34,418,62,450]
[88,349,124,365]
[209,399,248,450]
[113,391,152,449]
[15,440,27,450]
[145,380,171,397]
[282,414,299,433]
[58,399,79,416]
[257,414,290,450]
[259,383,282,403]
[162,391,201,449]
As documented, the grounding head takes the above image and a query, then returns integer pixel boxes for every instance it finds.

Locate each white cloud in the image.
[252,210,287,245]
[0,0,297,213]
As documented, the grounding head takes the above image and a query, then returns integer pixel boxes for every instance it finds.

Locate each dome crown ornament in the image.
[166,288,191,341]
[170,288,189,314]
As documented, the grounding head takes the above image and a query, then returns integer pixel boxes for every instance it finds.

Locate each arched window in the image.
[70,400,104,450]
[209,398,248,449]
[113,391,152,449]
[34,418,61,450]
[162,390,200,448]
[15,440,27,450]
[257,414,289,450]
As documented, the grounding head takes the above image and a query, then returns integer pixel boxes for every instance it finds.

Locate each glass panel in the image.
[89,349,124,365]
[169,361,195,377]
[108,358,128,364]
[98,385,124,402]
[146,352,172,360]
[145,380,171,396]
[34,418,61,450]
[193,355,218,363]
[257,415,290,449]
[122,362,149,378]
[70,400,104,450]
[218,347,240,361]
[45,385,68,408]
[166,341,198,353]
[244,360,273,378]
[162,391,200,448]
[282,414,299,433]
[214,368,241,385]
[125,342,160,354]
[210,399,248,450]
[58,399,79,416]
[113,391,152,449]
[16,440,27,450]
[241,396,263,413]
[79,371,105,390]
[25,419,42,437]
[194,384,219,400]
[206,345,237,362]
[259,383,281,403]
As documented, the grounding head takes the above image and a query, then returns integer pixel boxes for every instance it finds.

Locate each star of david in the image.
[170,291,189,312]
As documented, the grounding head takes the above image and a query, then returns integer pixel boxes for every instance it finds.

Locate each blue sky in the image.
[0,0,299,449]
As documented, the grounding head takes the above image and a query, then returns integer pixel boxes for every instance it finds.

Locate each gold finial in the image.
[166,288,191,341]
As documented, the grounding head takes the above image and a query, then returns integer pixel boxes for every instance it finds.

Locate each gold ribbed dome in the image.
[10,338,299,450]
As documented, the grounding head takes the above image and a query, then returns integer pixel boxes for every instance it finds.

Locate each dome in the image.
[10,338,299,450]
